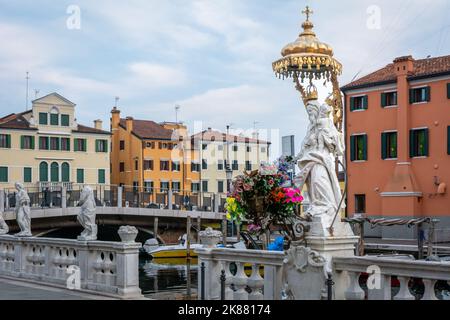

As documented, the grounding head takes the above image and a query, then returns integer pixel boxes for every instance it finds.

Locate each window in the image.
[144,160,154,171]
[218,181,224,193]
[20,136,34,150]
[191,162,200,172]
[160,181,169,191]
[160,160,170,171]
[191,182,200,193]
[39,113,48,125]
[133,181,139,192]
[50,162,59,182]
[144,181,154,193]
[0,167,7,183]
[172,181,181,192]
[202,159,208,170]
[447,83,450,99]
[246,146,251,152]
[98,169,106,184]
[381,132,398,160]
[350,96,368,111]
[233,145,238,152]
[39,137,49,150]
[74,139,87,152]
[232,160,239,171]
[202,144,208,150]
[146,142,155,149]
[0,134,11,149]
[261,147,267,153]
[119,162,125,172]
[24,167,32,183]
[218,145,224,151]
[77,169,85,183]
[448,126,450,155]
[120,140,125,150]
[218,160,224,171]
[61,114,70,127]
[245,161,252,171]
[172,161,181,172]
[39,162,48,182]
[202,181,208,192]
[355,195,366,214]
[50,113,59,126]
[135,160,138,171]
[61,163,70,182]
[61,138,70,151]
[410,87,430,104]
[50,137,60,151]
[350,134,368,161]
[410,129,429,158]
[96,140,108,152]
[381,92,397,107]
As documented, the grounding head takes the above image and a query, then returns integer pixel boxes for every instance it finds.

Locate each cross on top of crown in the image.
[302,6,313,21]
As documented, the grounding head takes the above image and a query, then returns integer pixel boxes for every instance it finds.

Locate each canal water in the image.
[43,226,197,300]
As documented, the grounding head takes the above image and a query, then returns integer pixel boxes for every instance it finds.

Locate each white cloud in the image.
[128,62,187,87]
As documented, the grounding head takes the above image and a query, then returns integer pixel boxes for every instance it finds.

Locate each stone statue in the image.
[14,183,32,237]
[295,98,351,236]
[0,212,8,235]
[77,186,97,241]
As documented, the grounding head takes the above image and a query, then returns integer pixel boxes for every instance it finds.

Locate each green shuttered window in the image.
[50,113,59,126]
[350,134,368,161]
[447,83,450,99]
[39,113,48,125]
[77,169,84,183]
[39,162,48,182]
[74,139,87,152]
[21,136,35,150]
[62,163,70,182]
[50,162,59,182]
[410,87,431,104]
[381,132,398,160]
[24,167,32,183]
[350,96,368,111]
[98,169,105,184]
[410,129,429,158]
[447,126,450,155]
[95,140,108,153]
[0,167,8,183]
[0,134,11,148]
[39,137,50,150]
[61,114,70,127]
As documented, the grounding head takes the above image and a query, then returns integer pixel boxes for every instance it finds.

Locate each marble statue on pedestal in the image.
[295,98,353,237]
[14,183,32,237]
[77,186,97,241]
[0,212,8,235]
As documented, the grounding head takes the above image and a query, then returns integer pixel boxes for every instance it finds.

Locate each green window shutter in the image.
[61,163,70,182]
[95,140,99,152]
[363,135,368,160]
[77,169,84,183]
[424,129,429,157]
[381,133,387,160]
[51,162,59,182]
[350,97,355,111]
[425,86,431,102]
[350,136,356,161]
[5,135,11,148]
[381,93,387,108]
[50,113,59,126]
[39,162,48,182]
[74,139,79,152]
[447,83,450,99]
[409,89,415,104]
[20,136,25,149]
[39,113,48,125]
[24,167,32,183]
[448,126,450,155]
[61,114,69,126]
[363,96,369,110]
[83,139,87,152]
[0,167,8,182]
[30,136,35,149]
[409,130,415,158]
[98,169,105,184]
[105,140,108,153]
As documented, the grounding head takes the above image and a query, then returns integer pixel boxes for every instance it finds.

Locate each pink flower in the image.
[284,188,304,204]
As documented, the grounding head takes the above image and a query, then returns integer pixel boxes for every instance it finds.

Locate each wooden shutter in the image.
[5,135,11,148]
[425,86,431,102]
[448,126,450,155]
[363,135,368,160]
[350,97,355,111]
[20,136,25,149]
[24,167,32,183]
[74,139,79,152]
[381,133,387,160]
[363,96,369,110]
[409,130,415,158]
[447,83,450,99]
[409,89,415,104]
[95,140,99,152]
[30,136,35,149]
[98,169,105,184]
[381,93,387,108]
[350,136,356,161]
[424,129,430,157]
[0,167,8,182]
[77,169,84,183]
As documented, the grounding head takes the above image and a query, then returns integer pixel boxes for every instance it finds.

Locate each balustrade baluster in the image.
[223,261,234,300]
[393,277,415,300]
[421,279,438,300]
[345,272,365,300]
[248,264,264,300]
[233,262,249,300]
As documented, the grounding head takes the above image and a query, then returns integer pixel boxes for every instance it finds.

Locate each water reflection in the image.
[139,256,198,300]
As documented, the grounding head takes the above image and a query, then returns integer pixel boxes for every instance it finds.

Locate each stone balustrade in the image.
[333,256,450,300]
[0,235,142,299]
[196,247,285,300]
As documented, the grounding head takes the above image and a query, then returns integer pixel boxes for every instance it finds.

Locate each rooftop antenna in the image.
[175,104,181,123]
[253,121,260,140]
[25,72,30,110]
[114,96,120,107]
[34,89,40,99]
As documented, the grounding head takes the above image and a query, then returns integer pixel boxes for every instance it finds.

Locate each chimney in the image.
[126,116,134,132]
[111,107,121,129]
[94,119,103,130]
[393,55,415,76]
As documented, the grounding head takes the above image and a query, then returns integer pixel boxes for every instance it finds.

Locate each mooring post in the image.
[117,186,123,208]
[417,223,424,260]
[200,262,206,300]
[186,215,192,298]
[220,270,226,300]
[154,217,159,240]
[197,216,201,243]
[326,274,335,300]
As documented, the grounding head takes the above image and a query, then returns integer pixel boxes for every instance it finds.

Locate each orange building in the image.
[110,107,200,206]
[342,55,450,240]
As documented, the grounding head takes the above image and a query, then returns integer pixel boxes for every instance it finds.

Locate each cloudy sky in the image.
[0,0,449,157]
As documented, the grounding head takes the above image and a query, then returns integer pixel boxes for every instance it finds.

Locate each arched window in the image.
[51,162,59,182]
[50,106,60,126]
[61,162,70,182]
[39,162,48,182]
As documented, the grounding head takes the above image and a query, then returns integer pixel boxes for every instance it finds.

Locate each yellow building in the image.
[110,108,200,201]
[0,93,111,190]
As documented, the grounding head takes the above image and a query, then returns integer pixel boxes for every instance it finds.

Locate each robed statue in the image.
[15,183,32,237]
[77,186,98,241]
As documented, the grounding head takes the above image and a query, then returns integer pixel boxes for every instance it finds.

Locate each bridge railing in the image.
[0,235,142,299]
[196,247,286,300]
[333,256,450,300]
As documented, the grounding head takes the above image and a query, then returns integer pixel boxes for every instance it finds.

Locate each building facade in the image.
[192,129,271,195]
[0,93,111,190]
[342,55,450,239]
[110,108,200,195]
